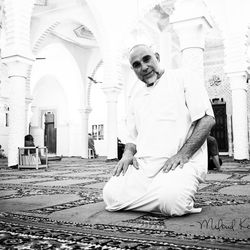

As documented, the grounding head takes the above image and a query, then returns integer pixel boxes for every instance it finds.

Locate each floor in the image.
[0,157,250,249]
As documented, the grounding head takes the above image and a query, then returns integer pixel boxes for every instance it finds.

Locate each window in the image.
[92,124,104,140]
[98,124,104,140]
[4,105,9,127]
[92,125,97,140]
[5,113,9,127]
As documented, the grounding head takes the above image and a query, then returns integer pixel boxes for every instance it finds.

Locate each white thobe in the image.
[103,68,214,216]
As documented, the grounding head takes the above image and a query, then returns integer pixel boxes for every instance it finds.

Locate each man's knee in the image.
[103,179,115,204]
[103,177,123,205]
[158,187,195,216]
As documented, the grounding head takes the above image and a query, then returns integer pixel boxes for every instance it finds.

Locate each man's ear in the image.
[155,52,160,61]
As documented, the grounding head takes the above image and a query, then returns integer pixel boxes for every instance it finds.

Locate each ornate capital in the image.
[227,71,248,91]
[170,0,212,23]
[170,0,212,50]
[2,55,34,78]
[171,16,211,51]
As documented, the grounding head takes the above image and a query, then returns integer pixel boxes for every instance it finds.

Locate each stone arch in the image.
[27,22,60,88]
[32,75,68,126]
[28,1,103,88]
[31,2,101,55]
[32,22,61,55]
[87,59,103,108]
[30,42,83,111]
[31,74,69,155]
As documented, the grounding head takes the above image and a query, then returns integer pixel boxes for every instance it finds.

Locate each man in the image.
[117,138,125,160]
[103,44,215,216]
[207,135,222,171]
[24,134,36,155]
[0,145,6,158]
[88,133,97,158]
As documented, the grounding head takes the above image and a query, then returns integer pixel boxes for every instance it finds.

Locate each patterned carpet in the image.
[0,157,250,249]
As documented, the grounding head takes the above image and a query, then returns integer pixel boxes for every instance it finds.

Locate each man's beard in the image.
[145,71,160,87]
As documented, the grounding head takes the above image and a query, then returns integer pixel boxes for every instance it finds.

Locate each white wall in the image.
[0,127,8,155]
[30,42,85,156]
[0,65,10,155]
[32,75,69,155]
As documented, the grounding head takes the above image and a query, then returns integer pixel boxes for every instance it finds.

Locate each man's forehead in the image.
[129,45,153,62]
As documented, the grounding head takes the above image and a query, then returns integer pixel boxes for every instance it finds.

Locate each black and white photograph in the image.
[0,0,250,249]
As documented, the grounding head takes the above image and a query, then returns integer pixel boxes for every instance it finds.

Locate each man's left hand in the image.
[162,153,189,173]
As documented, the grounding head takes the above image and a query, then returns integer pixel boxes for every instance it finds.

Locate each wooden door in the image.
[44,112,56,154]
[211,103,228,152]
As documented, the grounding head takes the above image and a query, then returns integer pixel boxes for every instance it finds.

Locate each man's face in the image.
[129,46,161,86]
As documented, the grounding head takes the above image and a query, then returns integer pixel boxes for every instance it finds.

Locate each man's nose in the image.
[141,63,148,71]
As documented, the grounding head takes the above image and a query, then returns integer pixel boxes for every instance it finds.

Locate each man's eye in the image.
[142,56,151,63]
[132,62,141,68]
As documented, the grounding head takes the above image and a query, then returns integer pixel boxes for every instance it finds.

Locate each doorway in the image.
[44,112,57,154]
[211,102,228,152]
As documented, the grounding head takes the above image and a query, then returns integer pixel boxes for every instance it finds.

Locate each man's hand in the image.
[163,115,215,173]
[162,153,189,173]
[113,154,139,177]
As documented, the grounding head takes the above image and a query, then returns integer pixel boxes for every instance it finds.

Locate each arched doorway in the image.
[43,111,57,154]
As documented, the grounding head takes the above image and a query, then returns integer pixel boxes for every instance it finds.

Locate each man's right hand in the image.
[113,154,139,177]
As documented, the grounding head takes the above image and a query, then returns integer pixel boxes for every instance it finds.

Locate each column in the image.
[224,32,249,160]
[79,107,92,159]
[2,57,33,166]
[159,28,172,69]
[101,45,123,160]
[30,105,44,147]
[157,0,176,69]
[25,97,32,135]
[228,72,249,160]
[2,0,35,166]
[103,87,120,160]
[171,17,211,81]
[3,0,34,59]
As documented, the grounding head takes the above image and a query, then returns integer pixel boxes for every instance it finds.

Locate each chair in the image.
[18,147,48,170]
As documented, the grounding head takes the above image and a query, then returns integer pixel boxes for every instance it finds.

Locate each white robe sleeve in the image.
[183,69,214,122]
[124,97,138,145]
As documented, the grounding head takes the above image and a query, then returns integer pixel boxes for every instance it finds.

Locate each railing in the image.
[18,147,48,170]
